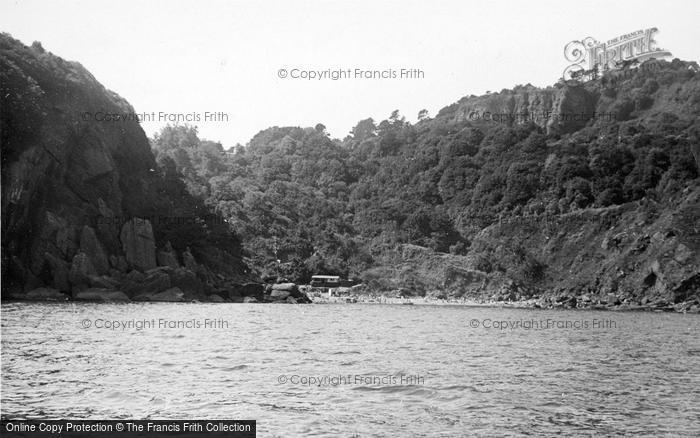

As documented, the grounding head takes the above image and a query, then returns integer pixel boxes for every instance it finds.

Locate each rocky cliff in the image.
[0,34,254,302]
[440,59,700,140]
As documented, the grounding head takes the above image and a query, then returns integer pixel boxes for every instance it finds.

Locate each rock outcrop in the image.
[441,59,698,138]
[444,84,596,135]
[266,283,311,303]
[79,226,110,275]
[156,242,180,269]
[0,33,251,301]
[120,219,157,272]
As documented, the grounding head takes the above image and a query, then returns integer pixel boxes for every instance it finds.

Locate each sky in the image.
[1,0,699,148]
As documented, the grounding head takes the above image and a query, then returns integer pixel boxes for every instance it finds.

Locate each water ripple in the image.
[2,303,699,436]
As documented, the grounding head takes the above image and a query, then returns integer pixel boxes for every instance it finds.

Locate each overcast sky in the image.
[2,0,699,147]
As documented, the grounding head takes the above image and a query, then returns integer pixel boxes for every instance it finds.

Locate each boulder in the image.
[169,268,203,294]
[119,219,156,271]
[142,270,171,292]
[182,248,198,271]
[124,269,145,283]
[295,292,312,304]
[243,283,265,297]
[75,288,130,302]
[108,268,124,279]
[157,242,180,268]
[270,289,291,300]
[228,282,264,300]
[24,288,69,301]
[119,270,143,296]
[124,269,170,297]
[79,225,110,274]
[157,250,179,269]
[227,288,242,300]
[109,255,128,272]
[243,296,259,303]
[69,251,97,287]
[272,282,298,292]
[149,287,184,302]
[208,294,225,303]
[285,296,298,304]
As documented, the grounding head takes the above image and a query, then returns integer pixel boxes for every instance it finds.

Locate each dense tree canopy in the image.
[149,60,699,283]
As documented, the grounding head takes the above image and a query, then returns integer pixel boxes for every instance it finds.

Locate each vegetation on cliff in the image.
[151,59,699,309]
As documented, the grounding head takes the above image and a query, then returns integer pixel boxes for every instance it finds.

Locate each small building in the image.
[310,275,340,288]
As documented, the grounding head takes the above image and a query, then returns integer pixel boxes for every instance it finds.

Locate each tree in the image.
[389,110,403,125]
[152,124,200,151]
[504,161,541,208]
[565,177,593,209]
[350,118,376,141]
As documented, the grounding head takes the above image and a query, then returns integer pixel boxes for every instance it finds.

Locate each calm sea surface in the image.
[2,303,699,437]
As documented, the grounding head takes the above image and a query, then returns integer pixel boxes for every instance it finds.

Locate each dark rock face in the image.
[44,252,70,292]
[1,34,157,295]
[0,34,250,299]
[80,226,110,275]
[208,294,225,303]
[128,269,171,297]
[157,242,180,269]
[169,268,204,295]
[69,252,97,291]
[120,219,157,272]
[227,283,265,301]
[446,85,597,135]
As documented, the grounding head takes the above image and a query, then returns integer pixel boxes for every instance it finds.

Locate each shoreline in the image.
[307,294,700,313]
[3,292,698,314]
